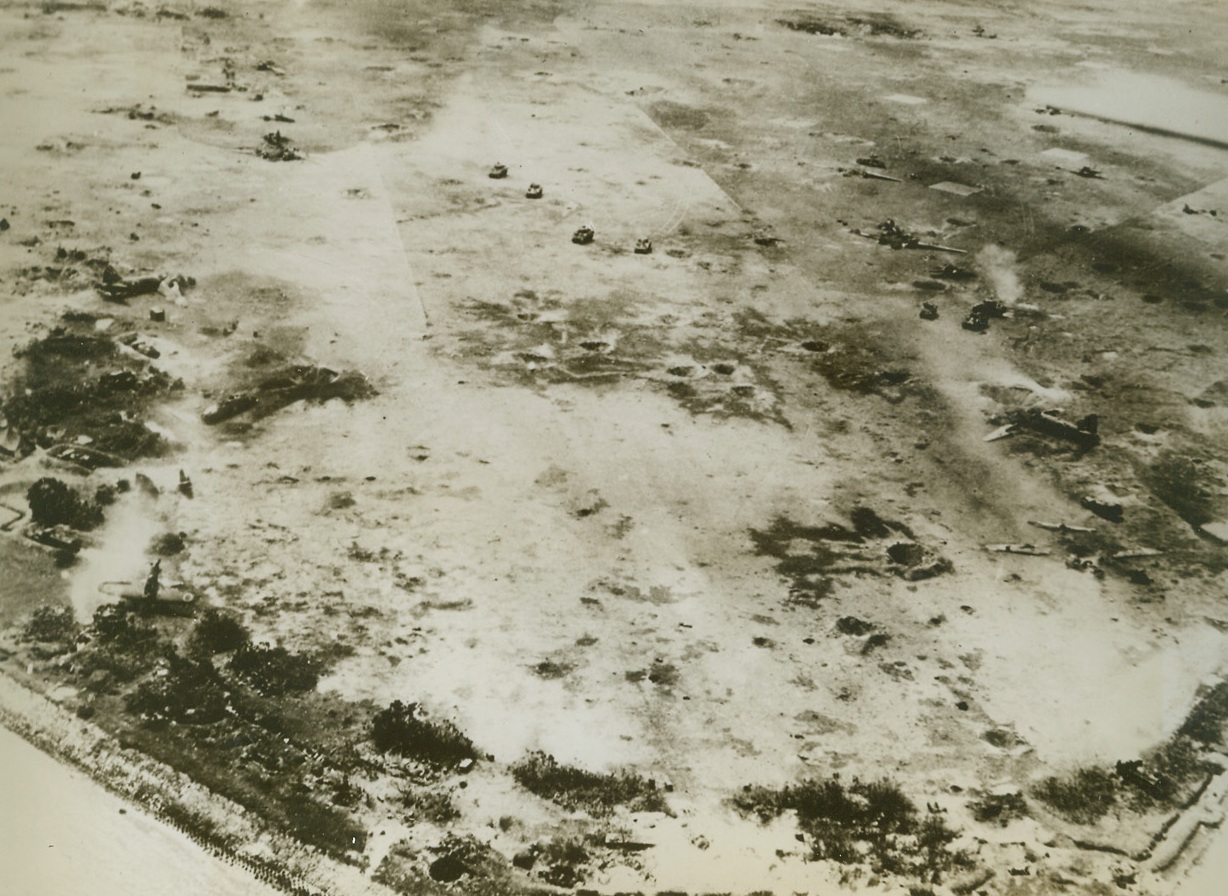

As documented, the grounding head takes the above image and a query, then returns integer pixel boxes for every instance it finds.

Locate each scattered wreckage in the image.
[201,364,373,425]
[853,219,967,254]
[984,543,1051,556]
[257,131,302,162]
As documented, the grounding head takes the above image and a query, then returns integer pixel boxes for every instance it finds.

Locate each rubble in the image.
[1030,520,1095,533]
[257,131,303,162]
[201,365,374,425]
[985,543,1051,555]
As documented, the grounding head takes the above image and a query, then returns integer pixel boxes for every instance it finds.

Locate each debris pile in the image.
[201,364,375,425]
[257,131,303,162]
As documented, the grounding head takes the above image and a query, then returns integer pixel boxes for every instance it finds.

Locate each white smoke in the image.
[977,244,1023,306]
[70,492,163,623]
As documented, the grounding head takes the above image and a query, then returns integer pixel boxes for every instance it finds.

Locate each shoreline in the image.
[0,665,394,896]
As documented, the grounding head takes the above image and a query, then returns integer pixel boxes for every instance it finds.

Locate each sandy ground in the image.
[2,0,1228,894]
[0,722,283,896]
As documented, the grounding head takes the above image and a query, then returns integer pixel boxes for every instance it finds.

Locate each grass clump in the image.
[187,608,249,658]
[510,751,669,815]
[126,651,228,725]
[968,791,1029,826]
[22,604,78,645]
[1033,767,1118,824]
[371,700,478,767]
[400,787,460,824]
[227,642,319,696]
[734,776,963,876]
[1177,680,1228,745]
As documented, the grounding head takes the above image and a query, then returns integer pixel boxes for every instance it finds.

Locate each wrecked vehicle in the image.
[47,442,125,470]
[201,392,260,425]
[202,365,372,425]
[1015,409,1101,449]
[634,237,653,254]
[962,309,989,332]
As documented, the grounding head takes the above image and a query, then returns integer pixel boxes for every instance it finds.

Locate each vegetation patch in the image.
[1139,452,1220,529]
[227,642,320,696]
[400,787,461,824]
[187,607,250,657]
[968,791,1029,826]
[510,751,670,816]
[1177,680,1228,744]
[126,652,229,725]
[22,603,79,646]
[1033,767,1118,824]
[371,700,479,767]
[733,776,964,877]
[26,477,104,530]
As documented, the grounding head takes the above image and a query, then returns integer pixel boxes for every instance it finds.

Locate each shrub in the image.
[968,791,1028,825]
[731,776,962,874]
[126,652,228,724]
[400,787,460,823]
[1177,681,1228,746]
[27,477,102,530]
[90,602,156,647]
[150,531,186,556]
[1034,767,1117,824]
[510,751,668,815]
[187,608,250,657]
[371,700,478,766]
[23,604,78,644]
[227,642,319,696]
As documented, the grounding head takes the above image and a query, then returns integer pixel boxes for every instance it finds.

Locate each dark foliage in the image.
[150,531,186,556]
[227,642,319,696]
[968,791,1029,825]
[187,608,250,657]
[126,652,228,724]
[510,751,669,815]
[733,776,962,875]
[23,604,78,644]
[1034,767,1118,824]
[89,602,157,647]
[27,477,102,529]
[371,700,478,766]
[1177,681,1228,745]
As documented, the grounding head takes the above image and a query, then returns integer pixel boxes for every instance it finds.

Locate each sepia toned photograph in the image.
[1,1,1226,894]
